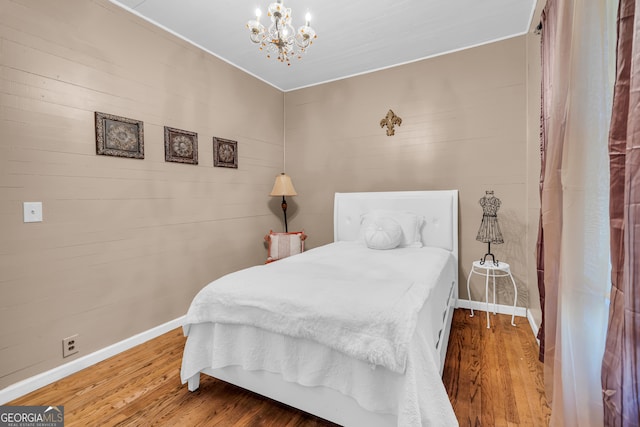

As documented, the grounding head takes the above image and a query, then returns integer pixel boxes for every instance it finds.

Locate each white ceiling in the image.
[109,0,536,92]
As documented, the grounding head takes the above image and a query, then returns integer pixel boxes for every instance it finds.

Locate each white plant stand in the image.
[466,260,517,328]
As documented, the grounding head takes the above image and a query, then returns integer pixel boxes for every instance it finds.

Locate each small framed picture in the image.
[164,127,198,165]
[95,112,144,159]
[213,137,238,169]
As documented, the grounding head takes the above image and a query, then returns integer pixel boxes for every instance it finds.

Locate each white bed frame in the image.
[186,190,459,427]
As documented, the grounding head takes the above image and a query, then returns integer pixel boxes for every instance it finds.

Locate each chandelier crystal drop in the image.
[246,0,317,66]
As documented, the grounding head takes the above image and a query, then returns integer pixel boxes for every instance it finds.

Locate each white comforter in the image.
[184,241,454,374]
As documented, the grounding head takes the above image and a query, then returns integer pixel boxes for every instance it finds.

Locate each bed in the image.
[181,190,459,426]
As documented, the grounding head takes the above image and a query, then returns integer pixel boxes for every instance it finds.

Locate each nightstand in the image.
[466,260,517,328]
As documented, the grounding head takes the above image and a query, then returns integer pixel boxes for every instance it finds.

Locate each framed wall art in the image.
[164,126,198,165]
[95,111,144,159]
[213,137,238,169]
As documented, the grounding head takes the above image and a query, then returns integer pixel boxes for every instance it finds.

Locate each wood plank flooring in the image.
[443,309,550,426]
[8,309,550,426]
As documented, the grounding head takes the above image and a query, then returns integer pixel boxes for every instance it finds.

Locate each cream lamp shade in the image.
[270,173,297,196]
[270,173,297,232]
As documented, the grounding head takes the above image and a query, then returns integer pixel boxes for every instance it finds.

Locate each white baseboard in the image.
[0,315,186,405]
[456,298,528,318]
[527,309,541,345]
[455,300,541,346]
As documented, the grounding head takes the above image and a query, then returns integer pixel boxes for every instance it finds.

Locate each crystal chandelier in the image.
[246,1,317,66]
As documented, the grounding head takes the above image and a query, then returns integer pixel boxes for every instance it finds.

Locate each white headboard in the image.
[333,190,459,258]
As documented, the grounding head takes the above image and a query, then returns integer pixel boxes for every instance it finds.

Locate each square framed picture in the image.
[213,137,238,169]
[164,126,198,164]
[95,112,144,159]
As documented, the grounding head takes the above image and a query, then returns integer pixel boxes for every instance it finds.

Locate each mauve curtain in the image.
[538,0,616,425]
[536,4,550,364]
[601,0,640,425]
[538,1,562,382]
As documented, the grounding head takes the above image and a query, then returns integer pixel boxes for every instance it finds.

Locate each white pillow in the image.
[360,210,424,248]
[363,217,403,250]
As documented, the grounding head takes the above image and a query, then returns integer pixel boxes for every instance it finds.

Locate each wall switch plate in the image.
[62,334,79,358]
[23,202,43,223]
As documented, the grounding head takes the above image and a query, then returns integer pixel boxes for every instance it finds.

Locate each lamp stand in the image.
[281,195,289,232]
[480,241,499,266]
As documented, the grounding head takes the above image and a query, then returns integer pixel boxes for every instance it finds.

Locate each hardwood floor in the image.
[443,309,551,426]
[8,309,550,426]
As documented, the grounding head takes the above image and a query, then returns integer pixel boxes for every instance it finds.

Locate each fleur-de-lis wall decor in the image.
[380,109,402,136]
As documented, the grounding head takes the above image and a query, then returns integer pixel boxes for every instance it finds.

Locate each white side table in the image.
[466,260,517,328]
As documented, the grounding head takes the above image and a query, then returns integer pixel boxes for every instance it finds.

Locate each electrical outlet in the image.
[62,334,79,358]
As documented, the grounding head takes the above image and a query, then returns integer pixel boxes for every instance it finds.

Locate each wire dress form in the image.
[476,191,504,265]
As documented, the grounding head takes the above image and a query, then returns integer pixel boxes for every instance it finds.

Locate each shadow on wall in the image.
[267,196,299,232]
[498,208,526,263]
[495,207,529,307]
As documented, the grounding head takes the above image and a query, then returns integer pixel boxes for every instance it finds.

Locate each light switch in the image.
[23,202,43,223]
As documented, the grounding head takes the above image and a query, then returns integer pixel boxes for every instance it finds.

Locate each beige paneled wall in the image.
[0,0,283,387]
[285,37,530,309]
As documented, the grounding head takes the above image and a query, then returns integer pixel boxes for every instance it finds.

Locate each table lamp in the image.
[270,173,297,232]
